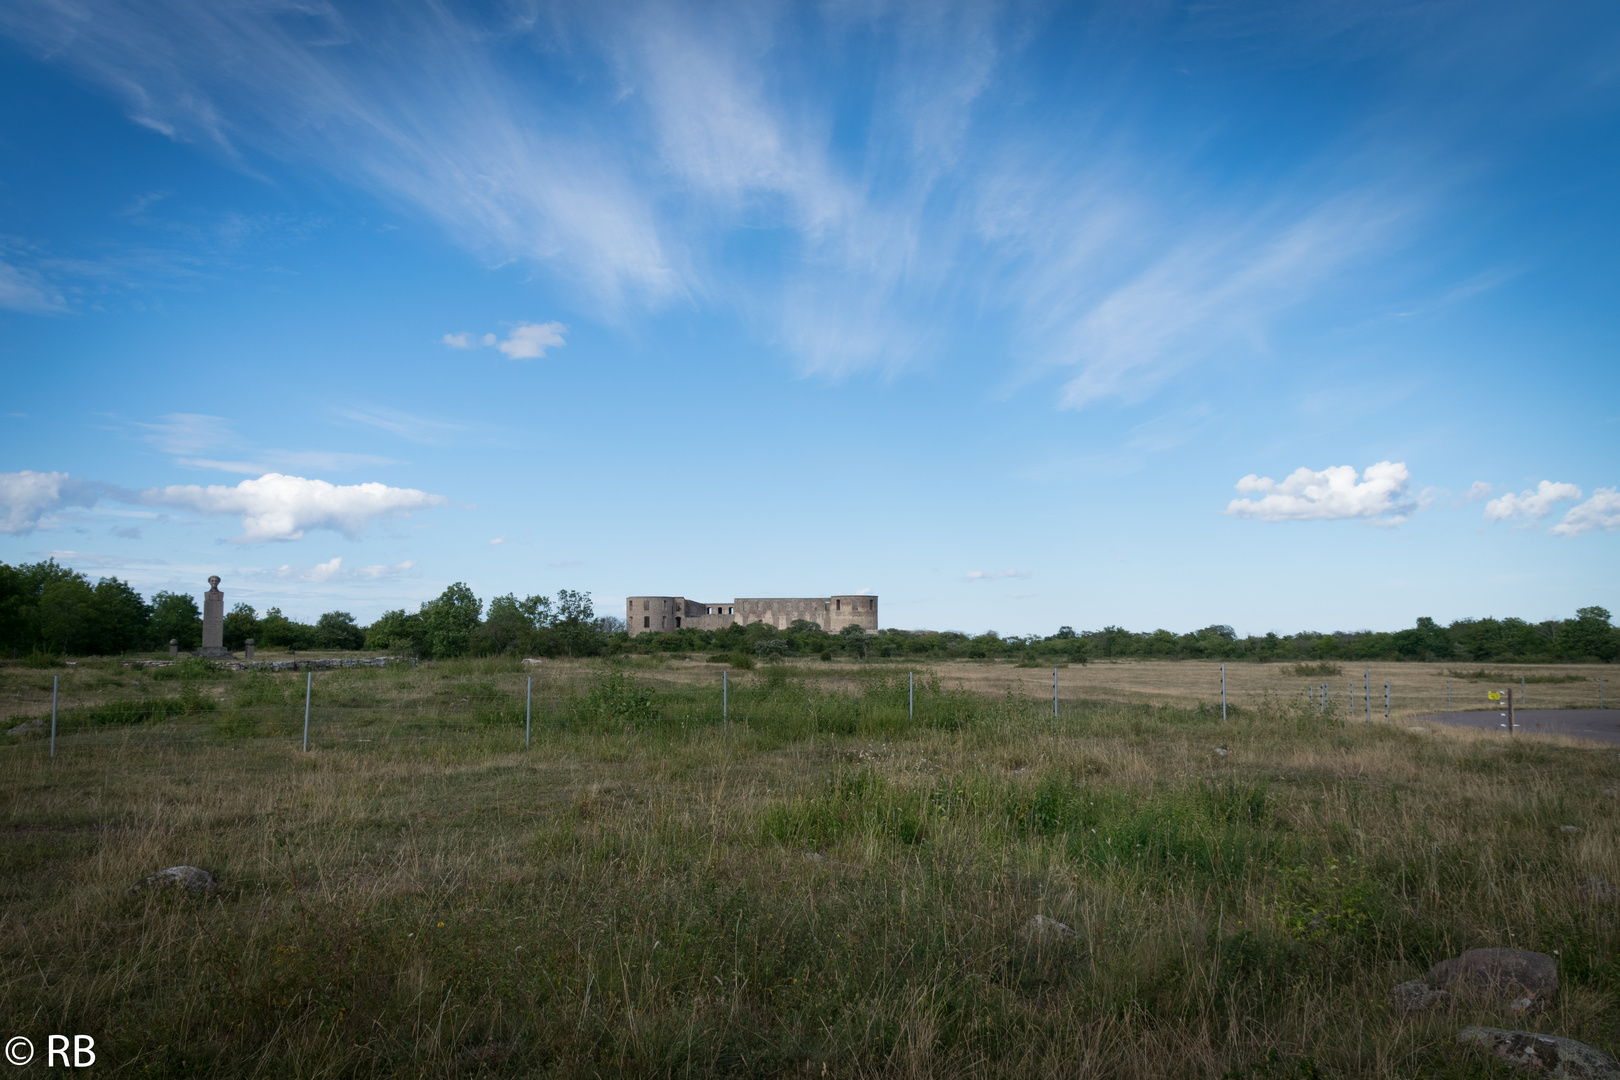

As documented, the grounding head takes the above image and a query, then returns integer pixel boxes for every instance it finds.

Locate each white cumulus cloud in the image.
[497,321,566,360]
[0,470,104,534]
[279,556,344,583]
[1483,480,1582,523]
[141,472,446,542]
[440,323,565,358]
[1226,461,1415,523]
[1464,481,1493,502]
[1551,488,1620,537]
[964,569,1031,581]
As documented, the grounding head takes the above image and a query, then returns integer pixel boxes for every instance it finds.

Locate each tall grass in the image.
[0,658,1615,1077]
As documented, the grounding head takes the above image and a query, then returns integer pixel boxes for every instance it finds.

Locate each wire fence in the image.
[3,658,1611,759]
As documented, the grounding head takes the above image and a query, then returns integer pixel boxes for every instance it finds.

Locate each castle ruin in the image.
[626,594,877,637]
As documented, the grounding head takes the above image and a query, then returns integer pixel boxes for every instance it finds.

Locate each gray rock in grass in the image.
[1560,825,1584,835]
[1579,876,1619,903]
[130,866,218,895]
[1458,1026,1620,1079]
[1427,948,1558,1006]
[1390,979,1452,1013]
[1022,914,1078,942]
[6,717,45,736]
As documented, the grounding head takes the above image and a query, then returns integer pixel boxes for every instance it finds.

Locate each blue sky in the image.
[2,0,1617,636]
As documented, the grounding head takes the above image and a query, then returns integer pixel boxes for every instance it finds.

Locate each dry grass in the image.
[0,657,1616,1077]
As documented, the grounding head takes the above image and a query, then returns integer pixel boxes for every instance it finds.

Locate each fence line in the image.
[9,660,1615,759]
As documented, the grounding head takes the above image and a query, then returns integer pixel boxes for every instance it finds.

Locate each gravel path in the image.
[1414,708,1620,745]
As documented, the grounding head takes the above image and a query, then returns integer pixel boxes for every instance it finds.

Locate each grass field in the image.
[2,656,1617,1077]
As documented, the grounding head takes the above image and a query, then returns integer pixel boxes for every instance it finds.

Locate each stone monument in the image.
[244,638,255,661]
[198,575,232,658]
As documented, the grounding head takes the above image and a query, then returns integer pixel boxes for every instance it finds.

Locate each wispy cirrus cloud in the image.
[0,1,1592,406]
[252,556,420,584]
[130,413,401,474]
[1226,462,1416,524]
[964,569,1030,581]
[177,451,400,475]
[138,412,235,456]
[0,0,679,313]
[336,406,464,446]
[0,257,68,314]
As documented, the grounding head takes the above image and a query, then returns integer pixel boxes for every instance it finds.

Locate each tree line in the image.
[616,609,1619,664]
[2,559,1614,663]
[0,561,615,659]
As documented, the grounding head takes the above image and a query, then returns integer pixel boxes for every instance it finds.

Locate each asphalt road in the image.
[1413,709,1620,746]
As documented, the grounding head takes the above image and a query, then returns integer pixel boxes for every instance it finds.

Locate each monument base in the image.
[196,647,236,659]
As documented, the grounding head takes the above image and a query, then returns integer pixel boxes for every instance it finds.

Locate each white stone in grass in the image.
[6,717,44,736]
[130,866,218,895]
[804,852,828,864]
[1214,748,1228,756]
[1022,914,1078,942]
[1457,1026,1620,1079]
[1560,825,1584,835]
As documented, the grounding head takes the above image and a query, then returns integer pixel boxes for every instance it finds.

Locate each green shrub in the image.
[587,667,656,723]
[149,656,224,681]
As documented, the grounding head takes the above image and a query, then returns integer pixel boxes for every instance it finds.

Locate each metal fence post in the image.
[525,675,531,749]
[1508,686,1515,735]
[723,669,728,728]
[1365,671,1371,722]
[1447,678,1451,709]
[1521,674,1525,707]
[1324,682,1329,712]
[50,674,57,758]
[1053,668,1058,719]
[303,670,312,751]
[1221,663,1226,721]
[909,670,914,719]
[1384,681,1390,722]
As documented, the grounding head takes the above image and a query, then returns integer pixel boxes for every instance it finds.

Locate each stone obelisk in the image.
[199,575,231,657]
